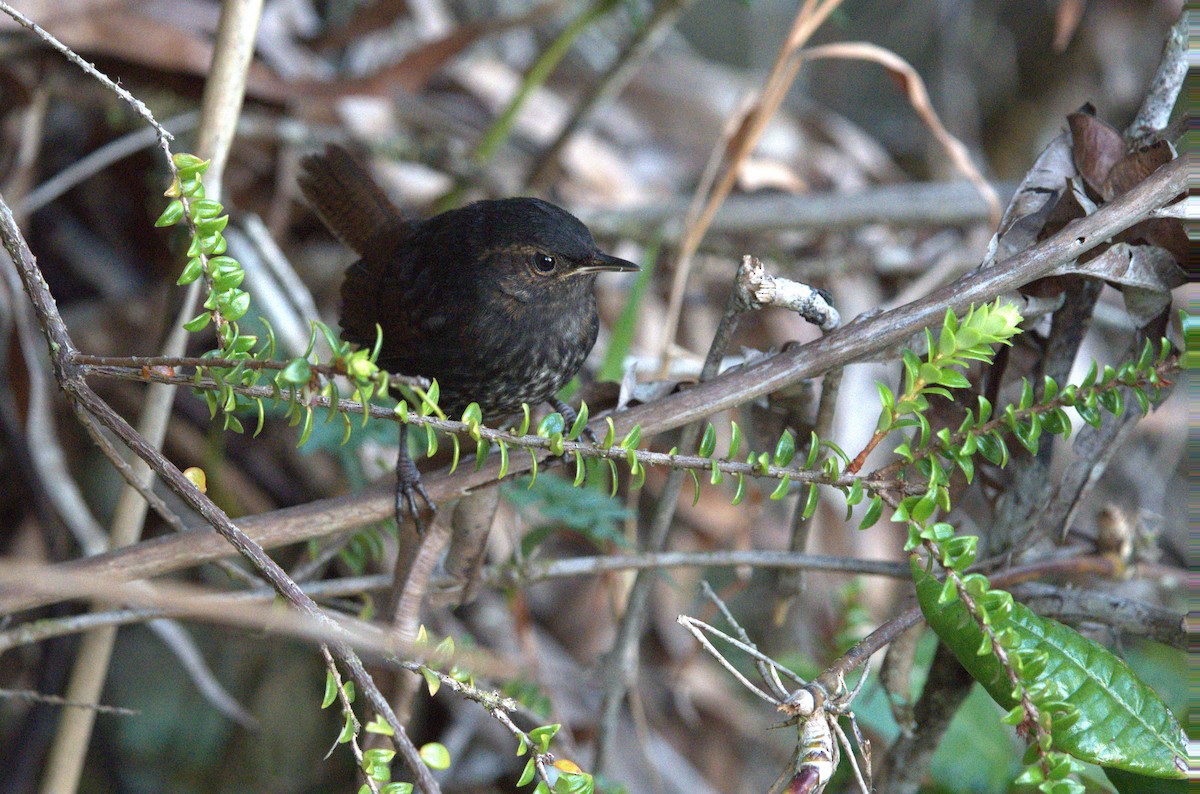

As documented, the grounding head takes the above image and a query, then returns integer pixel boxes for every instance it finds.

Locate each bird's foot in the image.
[549,397,599,444]
[397,429,436,534]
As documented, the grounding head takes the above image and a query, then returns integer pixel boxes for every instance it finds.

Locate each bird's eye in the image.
[533,254,557,273]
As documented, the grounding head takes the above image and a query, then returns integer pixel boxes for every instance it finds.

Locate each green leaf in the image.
[566,402,589,441]
[601,417,615,449]
[321,670,338,708]
[731,473,745,506]
[419,742,451,770]
[859,495,883,529]
[698,423,717,457]
[728,421,742,458]
[279,358,312,386]
[182,312,211,332]
[421,666,440,696]
[176,256,204,285]
[529,723,560,752]
[690,470,702,505]
[517,758,537,787]
[773,430,795,466]
[155,199,184,227]
[912,560,1186,779]
[538,412,565,438]
[365,716,395,736]
[769,475,790,501]
[801,482,819,518]
[573,452,586,487]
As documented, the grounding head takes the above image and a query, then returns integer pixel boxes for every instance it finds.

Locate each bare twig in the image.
[0,159,1181,623]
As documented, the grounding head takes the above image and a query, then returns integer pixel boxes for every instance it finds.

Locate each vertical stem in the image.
[594,264,751,773]
[38,2,264,791]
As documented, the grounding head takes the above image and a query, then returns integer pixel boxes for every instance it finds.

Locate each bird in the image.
[298,145,639,525]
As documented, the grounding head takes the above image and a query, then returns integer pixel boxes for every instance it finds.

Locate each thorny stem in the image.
[395,661,556,788]
[82,366,919,496]
[0,194,440,793]
[921,544,1054,781]
[868,356,1178,481]
[73,353,429,389]
[321,646,382,794]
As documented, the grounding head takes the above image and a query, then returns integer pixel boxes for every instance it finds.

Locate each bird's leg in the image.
[396,423,436,533]
[549,395,595,484]
[549,397,599,444]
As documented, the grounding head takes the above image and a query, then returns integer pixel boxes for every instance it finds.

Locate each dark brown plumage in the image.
[299,145,637,521]
[299,145,638,418]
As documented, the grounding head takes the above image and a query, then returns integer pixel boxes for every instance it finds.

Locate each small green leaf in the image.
[769,475,790,501]
[421,666,440,696]
[801,482,819,519]
[176,256,204,285]
[517,758,537,786]
[573,452,586,487]
[774,430,795,467]
[731,473,745,506]
[154,199,184,227]
[424,424,438,458]
[419,743,451,770]
[182,312,211,332]
[620,425,641,450]
[601,417,616,449]
[337,714,356,744]
[538,412,565,438]
[498,441,509,479]
[279,358,311,386]
[297,406,314,447]
[567,402,589,441]
[728,421,742,458]
[698,423,717,457]
[365,716,395,736]
[321,671,338,708]
[859,495,883,529]
[689,470,702,505]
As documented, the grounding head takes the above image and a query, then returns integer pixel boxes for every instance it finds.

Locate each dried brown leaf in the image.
[1103,140,1174,199]
[1068,107,1125,197]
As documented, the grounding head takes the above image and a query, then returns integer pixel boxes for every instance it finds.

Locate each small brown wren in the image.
[298,145,638,522]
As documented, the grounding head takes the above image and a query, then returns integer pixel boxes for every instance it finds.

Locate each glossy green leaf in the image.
[769,475,790,501]
[801,482,819,518]
[774,430,795,466]
[698,423,717,457]
[155,199,184,227]
[913,560,1186,779]
[566,402,589,441]
[419,742,451,770]
[859,495,883,529]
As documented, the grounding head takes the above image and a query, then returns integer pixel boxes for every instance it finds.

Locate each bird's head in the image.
[427,197,638,307]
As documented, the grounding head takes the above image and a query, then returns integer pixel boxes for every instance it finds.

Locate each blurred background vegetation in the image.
[0,1,1185,792]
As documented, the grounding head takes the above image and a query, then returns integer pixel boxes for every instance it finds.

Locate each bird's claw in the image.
[397,426,436,534]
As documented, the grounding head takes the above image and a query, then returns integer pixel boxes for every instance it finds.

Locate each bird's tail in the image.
[298,144,406,257]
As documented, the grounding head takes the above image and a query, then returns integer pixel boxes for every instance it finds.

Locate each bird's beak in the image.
[575,251,640,274]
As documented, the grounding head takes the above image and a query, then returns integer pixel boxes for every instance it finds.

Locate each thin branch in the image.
[0,158,1181,621]
[0,193,438,793]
